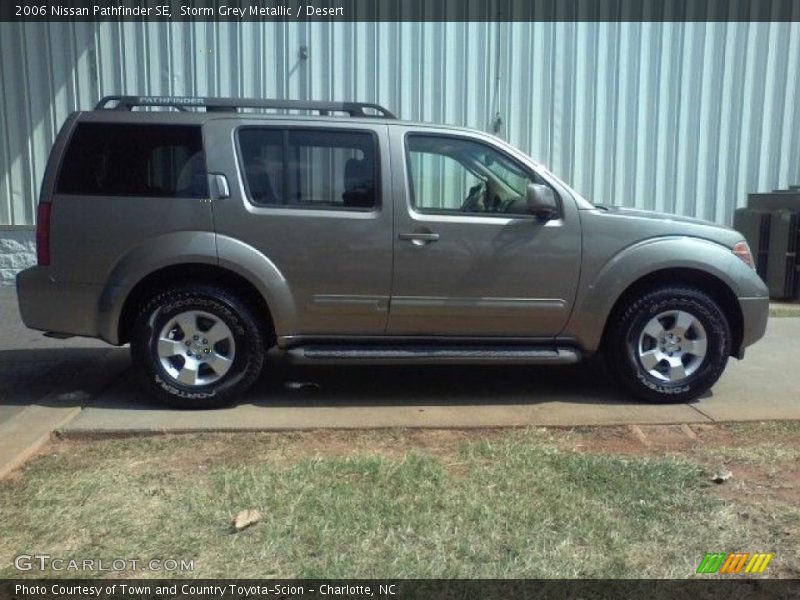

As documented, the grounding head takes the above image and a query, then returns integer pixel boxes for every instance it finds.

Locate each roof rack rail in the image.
[93,95,397,118]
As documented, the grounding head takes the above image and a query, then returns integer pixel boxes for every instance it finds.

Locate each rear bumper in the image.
[737,295,769,357]
[16,266,105,340]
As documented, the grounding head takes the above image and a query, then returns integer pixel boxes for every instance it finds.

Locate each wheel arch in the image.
[117,263,275,345]
[600,267,743,357]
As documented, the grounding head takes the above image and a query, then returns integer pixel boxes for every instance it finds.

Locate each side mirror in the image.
[526,183,558,220]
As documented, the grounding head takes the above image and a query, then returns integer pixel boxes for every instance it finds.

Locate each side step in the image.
[286,345,582,365]
[43,331,74,340]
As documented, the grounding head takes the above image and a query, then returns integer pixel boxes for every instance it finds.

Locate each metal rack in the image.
[94,95,397,119]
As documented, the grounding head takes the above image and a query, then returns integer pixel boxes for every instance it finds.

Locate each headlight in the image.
[732,240,755,269]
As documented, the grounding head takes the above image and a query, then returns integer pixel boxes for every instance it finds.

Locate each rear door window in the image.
[56,123,208,198]
[238,128,378,210]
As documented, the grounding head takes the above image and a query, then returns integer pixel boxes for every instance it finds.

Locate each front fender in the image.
[565,236,765,352]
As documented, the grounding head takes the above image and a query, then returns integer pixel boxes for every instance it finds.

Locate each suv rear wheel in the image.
[131,285,265,409]
[606,286,731,403]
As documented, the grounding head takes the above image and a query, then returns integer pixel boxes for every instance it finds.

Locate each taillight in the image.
[36,203,51,266]
[732,240,754,270]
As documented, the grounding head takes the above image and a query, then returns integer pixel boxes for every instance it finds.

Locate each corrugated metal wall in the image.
[1,21,799,226]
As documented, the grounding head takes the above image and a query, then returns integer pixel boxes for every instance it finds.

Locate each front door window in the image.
[405,135,551,216]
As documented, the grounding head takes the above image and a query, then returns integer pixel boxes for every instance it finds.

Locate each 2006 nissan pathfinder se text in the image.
[16,96,769,408]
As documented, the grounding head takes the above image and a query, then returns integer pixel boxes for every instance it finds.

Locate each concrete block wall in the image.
[0,227,35,285]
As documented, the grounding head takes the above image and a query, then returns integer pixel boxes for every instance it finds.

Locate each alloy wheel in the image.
[636,309,708,383]
[156,310,236,386]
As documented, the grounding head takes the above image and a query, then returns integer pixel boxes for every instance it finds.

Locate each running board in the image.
[43,331,74,340]
[286,345,582,365]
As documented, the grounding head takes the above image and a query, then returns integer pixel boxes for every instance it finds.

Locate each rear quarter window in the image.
[56,123,208,198]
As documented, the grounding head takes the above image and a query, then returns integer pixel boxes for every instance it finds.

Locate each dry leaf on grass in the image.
[233,509,262,532]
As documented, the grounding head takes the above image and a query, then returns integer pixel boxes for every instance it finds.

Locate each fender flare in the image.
[96,232,294,343]
[215,234,296,336]
[566,236,755,352]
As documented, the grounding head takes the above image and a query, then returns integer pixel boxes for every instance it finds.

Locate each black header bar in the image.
[2,579,800,600]
[4,0,800,22]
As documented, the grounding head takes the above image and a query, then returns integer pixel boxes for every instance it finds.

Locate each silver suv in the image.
[16,96,769,408]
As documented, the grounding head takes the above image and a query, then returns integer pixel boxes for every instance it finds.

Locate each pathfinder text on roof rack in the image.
[94,95,396,118]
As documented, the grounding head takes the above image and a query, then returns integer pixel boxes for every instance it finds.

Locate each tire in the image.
[605,286,731,403]
[131,285,266,409]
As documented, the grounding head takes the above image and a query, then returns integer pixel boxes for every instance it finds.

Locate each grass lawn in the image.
[1,423,798,579]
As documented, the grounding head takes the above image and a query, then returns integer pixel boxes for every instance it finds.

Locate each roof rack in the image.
[94,96,397,119]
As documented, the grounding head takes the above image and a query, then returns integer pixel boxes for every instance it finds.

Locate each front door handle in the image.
[398,231,440,246]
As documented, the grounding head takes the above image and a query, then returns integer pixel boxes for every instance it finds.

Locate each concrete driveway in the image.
[2,287,798,446]
[0,287,130,476]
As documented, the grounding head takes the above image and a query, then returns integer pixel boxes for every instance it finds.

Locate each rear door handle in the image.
[399,232,440,244]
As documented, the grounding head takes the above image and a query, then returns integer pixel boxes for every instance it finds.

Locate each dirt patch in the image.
[49,422,800,465]
[550,423,800,503]
[43,429,522,476]
[688,423,737,443]
[560,424,700,455]
[711,462,800,505]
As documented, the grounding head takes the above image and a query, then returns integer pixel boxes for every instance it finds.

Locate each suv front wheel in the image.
[606,286,731,403]
[131,285,265,409]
